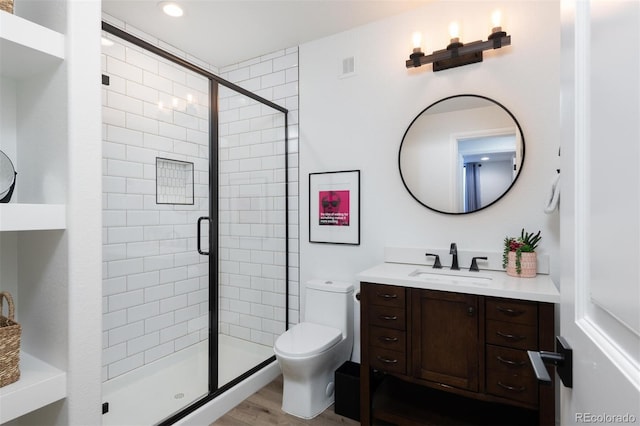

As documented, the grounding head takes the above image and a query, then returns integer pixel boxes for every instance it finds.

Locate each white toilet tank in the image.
[305,280,354,337]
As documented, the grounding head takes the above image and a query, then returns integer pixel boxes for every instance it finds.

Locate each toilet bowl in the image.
[274,280,354,419]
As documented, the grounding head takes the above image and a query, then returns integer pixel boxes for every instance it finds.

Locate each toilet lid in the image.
[275,323,342,357]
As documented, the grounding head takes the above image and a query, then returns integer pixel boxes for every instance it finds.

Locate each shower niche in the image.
[156,157,195,205]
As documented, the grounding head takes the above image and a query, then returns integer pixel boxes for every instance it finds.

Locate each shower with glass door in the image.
[100,22,289,425]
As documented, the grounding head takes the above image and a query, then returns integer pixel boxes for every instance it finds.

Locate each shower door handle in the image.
[197,216,212,255]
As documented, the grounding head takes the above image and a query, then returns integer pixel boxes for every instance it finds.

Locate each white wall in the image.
[299,1,561,317]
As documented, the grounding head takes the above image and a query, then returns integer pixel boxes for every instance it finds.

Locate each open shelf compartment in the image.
[0,351,67,423]
[0,12,65,79]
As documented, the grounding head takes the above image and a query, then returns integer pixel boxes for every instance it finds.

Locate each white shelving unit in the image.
[0,352,67,424]
[0,204,66,231]
[0,11,69,424]
[0,3,102,424]
[0,12,65,78]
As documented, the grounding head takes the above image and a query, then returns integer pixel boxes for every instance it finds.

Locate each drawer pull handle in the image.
[496,306,526,316]
[497,381,526,393]
[497,356,526,367]
[379,315,398,321]
[496,331,526,341]
[379,336,399,343]
[376,356,398,364]
[377,293,398,300]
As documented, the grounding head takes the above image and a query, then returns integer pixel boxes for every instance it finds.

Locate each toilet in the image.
[274,280,354,419]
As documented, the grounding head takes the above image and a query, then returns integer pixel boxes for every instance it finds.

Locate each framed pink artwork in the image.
[309,170,360,245]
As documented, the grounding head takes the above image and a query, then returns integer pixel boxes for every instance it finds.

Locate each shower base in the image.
[102,335,274,425]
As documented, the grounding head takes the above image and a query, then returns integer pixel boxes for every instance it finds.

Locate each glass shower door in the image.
[101,30,211,425]
[216,85,288,387]
[102,22,289,425]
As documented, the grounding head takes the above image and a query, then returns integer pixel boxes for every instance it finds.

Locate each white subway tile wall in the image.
[101,26,299,381]
[218,47,299,346]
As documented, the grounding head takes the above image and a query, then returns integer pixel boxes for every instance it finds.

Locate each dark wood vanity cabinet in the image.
[365,284,408,375]
[360,282,556,426]
[411,289,479,392]
[485,298,543,406]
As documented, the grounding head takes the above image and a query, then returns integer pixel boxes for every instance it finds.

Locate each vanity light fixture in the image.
[407,10,511,71]
[159,1,184,17]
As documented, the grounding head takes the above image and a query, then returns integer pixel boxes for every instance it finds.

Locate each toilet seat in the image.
[275,323,342,358]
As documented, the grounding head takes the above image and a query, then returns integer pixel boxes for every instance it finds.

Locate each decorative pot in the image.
[506,251,537,278]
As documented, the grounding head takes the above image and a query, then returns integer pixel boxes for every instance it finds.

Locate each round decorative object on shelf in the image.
[0,150,17,203]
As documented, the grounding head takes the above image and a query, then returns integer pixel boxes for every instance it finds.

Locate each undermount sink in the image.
[408,268,492,286]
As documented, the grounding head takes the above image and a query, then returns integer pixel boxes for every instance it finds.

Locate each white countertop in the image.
[357,262,560,304]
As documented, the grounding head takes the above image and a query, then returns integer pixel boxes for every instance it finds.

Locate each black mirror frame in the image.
[398,94,526,215]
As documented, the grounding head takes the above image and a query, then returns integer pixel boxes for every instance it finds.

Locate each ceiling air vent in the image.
[340,56,356,78]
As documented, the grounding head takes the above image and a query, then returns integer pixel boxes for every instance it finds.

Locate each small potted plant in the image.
[502,229,541,278]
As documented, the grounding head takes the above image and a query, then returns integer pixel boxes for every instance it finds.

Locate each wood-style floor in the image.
[212,375,359,426]
[212,374,539,426]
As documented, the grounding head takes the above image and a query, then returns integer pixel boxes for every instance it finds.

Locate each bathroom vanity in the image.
[357,261,560,426]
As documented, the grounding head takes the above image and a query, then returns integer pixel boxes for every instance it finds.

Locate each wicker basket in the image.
[0,0,14,14]
[0,291,21,388]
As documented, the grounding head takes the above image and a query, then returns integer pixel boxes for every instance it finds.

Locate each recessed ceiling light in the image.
[159,1,183,17]
[481,156,490,161]
[101,37,114,47]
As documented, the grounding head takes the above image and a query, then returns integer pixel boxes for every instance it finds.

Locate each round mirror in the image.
[398,95,525,214]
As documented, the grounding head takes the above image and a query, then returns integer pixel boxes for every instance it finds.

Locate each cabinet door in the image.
[411,289,479,391]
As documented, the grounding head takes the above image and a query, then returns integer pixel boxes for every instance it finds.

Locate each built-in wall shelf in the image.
[0,204,66,231]
[0,2,101,423]
[0,12,65,79]
[0,351,67,423]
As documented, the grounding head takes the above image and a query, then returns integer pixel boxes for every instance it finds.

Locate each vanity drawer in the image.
[486,370,538,406]
[369,347,406,375]
[486,320,537,350]
[369,326,406,351]
[368,305,406,330]
[364,283,406,308]
[486,345,534,377]
[486,298,537,326]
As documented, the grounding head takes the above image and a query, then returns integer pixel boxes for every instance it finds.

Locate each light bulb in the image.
[412,32,423,50]
[409,31,425,66]
[449,22,460,40]
[492,9,502,28]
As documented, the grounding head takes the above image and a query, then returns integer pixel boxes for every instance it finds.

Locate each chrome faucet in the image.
[449,243,459,270]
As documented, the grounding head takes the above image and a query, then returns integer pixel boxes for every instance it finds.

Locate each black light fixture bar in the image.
[406,34,511,71]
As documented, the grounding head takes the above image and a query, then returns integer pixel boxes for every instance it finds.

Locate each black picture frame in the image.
[309,170,360,245]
